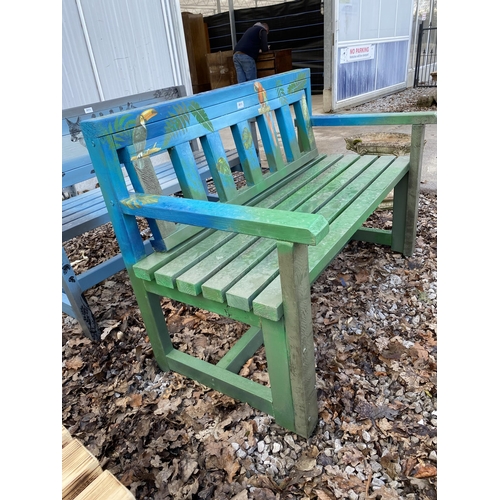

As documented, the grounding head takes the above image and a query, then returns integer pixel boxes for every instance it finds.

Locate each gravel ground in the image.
[62,87,438,500]
[340,87,437,114]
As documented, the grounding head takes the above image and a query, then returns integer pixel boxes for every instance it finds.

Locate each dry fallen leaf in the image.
[295,455,317,471]
[413,464,437,478]
[65,356,84,370]
[368,485,401,499]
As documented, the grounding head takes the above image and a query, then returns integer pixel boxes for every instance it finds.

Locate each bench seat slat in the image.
[135,153,344,288]
[145,154,399,314]
[178,154,354,298]
[154,231,237,288]
[228,155,398,311]
[252,156,411,320]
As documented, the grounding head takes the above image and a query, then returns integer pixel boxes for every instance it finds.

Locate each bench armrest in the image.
[311,111,437,127]
[119,194,329,246]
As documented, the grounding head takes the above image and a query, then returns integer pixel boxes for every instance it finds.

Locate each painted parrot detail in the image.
[130,107,175,239]
[254,81,277,147]
[131,108,161,163]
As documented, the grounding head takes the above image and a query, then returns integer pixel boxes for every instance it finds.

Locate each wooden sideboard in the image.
[206,49,293,90]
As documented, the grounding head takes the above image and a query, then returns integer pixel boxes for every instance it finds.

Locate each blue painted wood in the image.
[62,85,237,338]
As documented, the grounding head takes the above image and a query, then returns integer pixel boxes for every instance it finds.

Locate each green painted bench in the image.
[62,86,255,340]
[81,69,437,437]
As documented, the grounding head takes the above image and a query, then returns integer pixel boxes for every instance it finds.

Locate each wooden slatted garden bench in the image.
[62,86,254,340]
[80,69,437,437]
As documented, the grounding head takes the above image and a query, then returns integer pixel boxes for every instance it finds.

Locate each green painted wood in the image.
[226,251,280,311]
[176,233,258,296]
[252,276,284,322]
[143,278,262,328]
[132,228,214,281]
[276,242,318,438]
[252,156,411,321]
[131,154,336,285]
[295,154,378,215]
[181,154,348,298]
[260,317,296,434]
[165,349,274,416]
[216,326,263,373]
[244,156,396,317]
[294,94,317,153]
[403,124,426,256]
[311,111,437,127]
[308,157,410,281]
[391,172,409,254]
[201,238,276,303]
[154,230,237,288]
[351,227,392,246]
[128,275,174,372]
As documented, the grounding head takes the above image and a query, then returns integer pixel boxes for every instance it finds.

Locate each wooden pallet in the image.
[62,426,134,500]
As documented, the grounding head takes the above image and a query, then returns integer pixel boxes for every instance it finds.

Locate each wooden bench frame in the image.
[62,86,256,340]
[80,69,436,437]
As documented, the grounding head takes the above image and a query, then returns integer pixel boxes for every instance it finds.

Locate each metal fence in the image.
[413,23,437,88]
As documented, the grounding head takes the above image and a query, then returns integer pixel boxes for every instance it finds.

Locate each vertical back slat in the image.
[293,94,317,152]
[200,132,238,202]
[231,120,264,187]
[256,113,285,172]
[169,142,209,200]
[275,104,302,162]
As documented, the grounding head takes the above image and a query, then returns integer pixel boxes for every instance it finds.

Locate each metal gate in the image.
[413,23,437,88]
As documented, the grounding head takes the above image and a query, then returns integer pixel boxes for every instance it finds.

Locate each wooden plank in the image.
[226,251,280,311]
[274,103,302,162]
[154,230,237,288]
[165,349,274,415]
[403,123,426,256]
[200,132,238,202]
[168,142,209,200]
[252,156,410,321]
[276,241,318,438]
[74,471,134,500]
[176,233,257,296]
[177,154,347,297]
[216,326,263,373]
[119,193,329,246]
[230,120,263,186]
[62,438,102,500]
[202,238,276,303]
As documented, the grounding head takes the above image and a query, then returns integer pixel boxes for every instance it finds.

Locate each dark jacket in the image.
[234,24,269,61]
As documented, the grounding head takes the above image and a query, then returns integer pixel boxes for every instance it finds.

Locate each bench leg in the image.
[271,241,318,438]
[129,275,173,372]
[62,248,100,341]
[392,124,426,256]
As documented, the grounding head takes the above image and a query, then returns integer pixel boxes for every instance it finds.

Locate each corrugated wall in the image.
[62,0,192,110]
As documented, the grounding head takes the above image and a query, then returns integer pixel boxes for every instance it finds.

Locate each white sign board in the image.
[340,44,375,64]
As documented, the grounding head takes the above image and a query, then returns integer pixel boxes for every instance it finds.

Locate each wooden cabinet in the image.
[206,49,293,90]
[182,12,211,94]
[257,49,293,78]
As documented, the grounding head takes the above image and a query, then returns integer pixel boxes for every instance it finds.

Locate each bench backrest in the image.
[81,69,318,259]
[62,86,186,190]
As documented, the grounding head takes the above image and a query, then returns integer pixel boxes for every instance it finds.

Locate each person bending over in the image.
[233,22,270,83]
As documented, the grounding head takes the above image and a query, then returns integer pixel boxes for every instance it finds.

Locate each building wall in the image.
[62,0,193,110]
